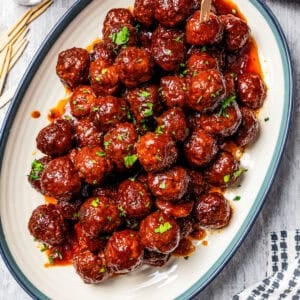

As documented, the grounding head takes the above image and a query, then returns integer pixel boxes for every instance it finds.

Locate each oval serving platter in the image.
[0,0,293,299]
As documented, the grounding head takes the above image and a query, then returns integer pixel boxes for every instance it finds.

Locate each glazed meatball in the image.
[91,96,128,132]
[69,86,96,118]
[154,0,191,27]
[160,76,188,109]
[126,84,161,123]
[151,26,186,72]
[104,122,138,170]
[136,132,178,172]
[176,216,194,239]
[56,199,82,220]
[117,179,152,219]
[105,230,144,273]
[28,204,68,246]
[36,119,73,157]
[78,196,122,238]
[219,14,250,51]
[156,107,189,142]
[28,156,51,193]
[186,12,224,46]
[147,166,190,202]
[71,146,112,185]
[184,129,219,167]
[235,107,260,147]
[115,47,154,88]
[74,119,103,147]
[187,52,219,76]
[134,0,155,27]
[204,151,242,187]
[41,156,81,202]
[237,73,266,109]
[139,211,180,254]
[90,41,115,64]
[195,192,231,229]
[92,185,118,202]
[155,199,194,218]
[73,250,108,284]
[102,8,134,34]
[89,58,119,96]
[103,23,137,53]
[188,170,207,197]
[143,249,170,267]
[199,100,242,137]
[188,69,226,112]
[56,47,90,89]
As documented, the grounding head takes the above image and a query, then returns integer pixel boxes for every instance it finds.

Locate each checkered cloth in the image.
[233,230,300,300]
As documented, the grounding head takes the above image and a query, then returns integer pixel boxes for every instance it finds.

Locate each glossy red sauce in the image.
[172,238,196,257]
[190,227,207,241]
[31,110,41,118]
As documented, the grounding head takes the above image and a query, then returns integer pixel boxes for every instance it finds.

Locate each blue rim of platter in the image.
[0,0,293,299]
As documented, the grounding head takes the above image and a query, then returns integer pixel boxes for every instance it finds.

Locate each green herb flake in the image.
[193,71,198,77]
[165,49,172,56]
[232,8,237,14]
[143,102,153,117]
[234,168,248,178]
[82,89,90,94]
[180,63,186,68]
[173,34,184,42]
[40,243,48,252]
[197,96,203,104]
[224,174,231,183]
[233,196,241,201]
[48,255,54,264]
[92,107,99,112]
[156,154,162,161]
[124,154,138,168]
[135,23,141,32]
[201,46,207,52]
[99,267,106,273]
[73,212,79,219]
[96,151,106,157]
[154,222,172,234]
[95,76,101,82]
[101,68,108,75]
[118,206,126,217]
[107,216,112,222]
[139,90,151,98]
[159,216,164,222]
[218,95,236,118]
[117,134,123,141]
[29,159,45,181]
[64,115,72,121]
[91,198,100,208]
[104,140,111,149]
[159,181,166,189]
[155,125,165,135]
[109,26,130,46]
[264,117,270,122]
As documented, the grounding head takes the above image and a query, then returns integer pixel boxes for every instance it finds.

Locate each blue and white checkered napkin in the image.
[233,230,300,300]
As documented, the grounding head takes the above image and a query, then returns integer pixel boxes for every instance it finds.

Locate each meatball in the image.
[156,107,189,142]
[154,0,191,27]
[187,52,219,76]
[199,100,242,137]
[36,119,73,157]
[151,25,186,72]
[117,179,152,219]
[28,156,51,193]
[147,166,190,202]
[91,96,128,132]
[89,58,119,96]
[90,41,115,64]
[41,156,81,202]
[70,146,112,185]
[103,23,137,53]
[139,211,180,254]
[92,185,118,202]
[104,122,138,170]
[125,84,161,123]
[195,192,231,229]
[115,47,154,88]
[136,132,178,172]
[28,204,67,246]
[78,196,122,238]
[56,199,82,220]
[138,28,153,53]
[105,230,144,273]
[69,86,96,118]
[73,250,108,284]
[134,0,155,27]
[143,249,170,267]
[184,129,219,167]
[219,14,250,51]
[74,119,103,147]
[155,199,194,218]
[186,12,224,46]
[188,170,207,197]
[237,73,266,109]
[160,76,188,109]
[235,107,260,147]
[204,151,242,187]
[188,69,226,112]
[102,8,135,34]
[177,216,194,239]
[56,47,90,89]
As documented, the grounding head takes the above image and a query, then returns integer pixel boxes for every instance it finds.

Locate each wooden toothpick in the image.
[200,0,212,23]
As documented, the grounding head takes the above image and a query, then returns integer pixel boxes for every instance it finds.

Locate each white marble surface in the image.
[0,0,299,299]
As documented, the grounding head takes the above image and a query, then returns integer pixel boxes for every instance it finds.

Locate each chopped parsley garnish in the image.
[64,115,72,121]
[124,154,138,168]
[40,243,48,252]
[101,68,108,75]
[99,267,106,273]
[109,26,130,46]
[154,222,172,234]
[96,151,106,157]
[224,174,231,183]
[233,196,241,201]
[201,46,207,52]
[107,216,112,222]
[232,9,237,14]
[117,134,123,141]
[92,107,99,112]
[73,212,79,219]
[218,95,236,118]
[104,140,111,149]
[95,76,101,82]
[159,181,166,189]
[118,206,126,217]
[29,159,45,180]
[197,96,203,104]
[155,125,165,135]
[139,90,151,98]
[165,49,172,55]
[173,34,184,42]
[234,168,247,178]
[48,255,54,264]
[82,89,90,94]
[91,198,100,208]
[143,102,153,117]
[264,117,270,122]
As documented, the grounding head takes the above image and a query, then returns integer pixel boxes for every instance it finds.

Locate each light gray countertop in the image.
[0,1,299,299]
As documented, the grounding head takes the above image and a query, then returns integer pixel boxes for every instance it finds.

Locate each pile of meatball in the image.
[27,0,266,284]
